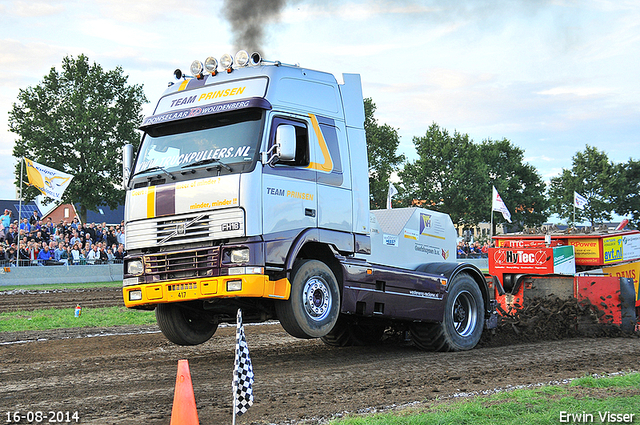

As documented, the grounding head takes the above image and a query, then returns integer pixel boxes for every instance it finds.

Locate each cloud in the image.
[4,1,64,17]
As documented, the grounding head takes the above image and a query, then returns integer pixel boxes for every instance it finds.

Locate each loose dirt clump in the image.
[480,296,638,347]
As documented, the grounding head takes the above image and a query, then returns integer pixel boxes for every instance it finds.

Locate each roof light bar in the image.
[177,51,262,81]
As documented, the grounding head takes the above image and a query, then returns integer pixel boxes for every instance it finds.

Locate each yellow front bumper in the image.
[123,274,291,308]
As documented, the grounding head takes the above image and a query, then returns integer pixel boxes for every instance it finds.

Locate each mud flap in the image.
[619,277,637,333]
[485,299,498,330]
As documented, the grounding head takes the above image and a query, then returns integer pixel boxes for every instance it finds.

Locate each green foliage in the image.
[9,54,147,222]
[613,158,640,228]
[571,372,640,388]
[0,306,156,332]
[332,373,640,425]
[548,145,617,226]
[400,123,488,225]
[364,98,405,210]
[400,124,548,227]
[480,138,549,228]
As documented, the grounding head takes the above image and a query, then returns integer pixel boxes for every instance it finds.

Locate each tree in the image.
[400,124,548,229]
[548,145,617,226]
[480,138,548,229]
[9,54,147,223]
[613,159,640,228]
[400,123,489,226]
[364,98,405,210]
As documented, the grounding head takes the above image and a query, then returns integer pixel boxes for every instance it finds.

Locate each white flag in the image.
[25,158,74,202]
[574,191,588,210]
[387,183,398,209]
[233,309,253,418]
[492,186,512,223]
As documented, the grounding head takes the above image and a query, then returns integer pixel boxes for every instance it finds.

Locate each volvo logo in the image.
[158,214,205,244]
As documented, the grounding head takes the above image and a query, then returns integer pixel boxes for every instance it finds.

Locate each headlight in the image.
[190,60,204,76]
[220,53,233,70]
[127,260,143,275]
[226,280,242,292]
[204,56,218,74]
[229,248,250,264]
[129,290,142,301]
[235,50,249,67]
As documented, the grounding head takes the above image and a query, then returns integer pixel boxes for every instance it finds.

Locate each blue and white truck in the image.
[121,51,496,351]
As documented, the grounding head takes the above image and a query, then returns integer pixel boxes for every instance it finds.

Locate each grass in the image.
[0,306,156,332]
[0,281,122,292]
[332,373,640,425]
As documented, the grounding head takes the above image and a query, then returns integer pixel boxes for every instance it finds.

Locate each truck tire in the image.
[155,303,218,346]
[275,259,340,339]
[322,317,385,347]
[410,273,484,351]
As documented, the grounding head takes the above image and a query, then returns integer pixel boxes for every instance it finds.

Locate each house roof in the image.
[75,203,124,226]
[0,199,41,224]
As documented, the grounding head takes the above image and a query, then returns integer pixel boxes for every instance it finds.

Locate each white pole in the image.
[17,157,24,268]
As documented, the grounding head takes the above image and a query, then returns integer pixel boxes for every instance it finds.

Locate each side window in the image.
[270,117,309,167]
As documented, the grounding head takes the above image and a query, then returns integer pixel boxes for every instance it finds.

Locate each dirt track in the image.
[1,288,639,424]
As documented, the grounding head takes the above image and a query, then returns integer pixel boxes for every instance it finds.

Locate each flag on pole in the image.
[387,183,398,209]
[24,158,73,201]
[574,191,588,210]
[492,186,512,223]
[233,309,253,418]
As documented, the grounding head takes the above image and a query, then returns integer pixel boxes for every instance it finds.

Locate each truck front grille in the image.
[126,208,245,250]
[144,247,220,281]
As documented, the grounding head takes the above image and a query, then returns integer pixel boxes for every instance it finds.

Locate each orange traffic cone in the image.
[170,359,199,425]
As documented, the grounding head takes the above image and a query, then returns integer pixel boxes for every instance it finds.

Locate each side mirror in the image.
[275,125,296,161]
[122,144,134,188]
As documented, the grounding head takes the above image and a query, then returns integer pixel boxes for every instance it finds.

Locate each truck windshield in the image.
[134,108,264,176]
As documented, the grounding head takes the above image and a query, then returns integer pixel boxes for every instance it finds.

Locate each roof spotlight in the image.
[235,50,249,67]
[249,52,262,65]
[220,53,233,71]
[174,69,183,80]
[204,56,218,75]
[190,60,204,79]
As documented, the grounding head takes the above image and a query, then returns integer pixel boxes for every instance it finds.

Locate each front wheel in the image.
[411,273,484,351]
[155,303,218,346]
[275,259,340,339]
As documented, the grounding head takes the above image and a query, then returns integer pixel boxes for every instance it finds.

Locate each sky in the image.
[0,0,639,212]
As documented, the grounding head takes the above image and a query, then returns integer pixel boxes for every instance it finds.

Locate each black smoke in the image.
[223,0,291,54]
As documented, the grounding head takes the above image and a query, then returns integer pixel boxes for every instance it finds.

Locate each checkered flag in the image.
[233,309,254,418]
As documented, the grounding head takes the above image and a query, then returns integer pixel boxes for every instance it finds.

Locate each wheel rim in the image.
[303,277,332,322]
[451,290,478,337]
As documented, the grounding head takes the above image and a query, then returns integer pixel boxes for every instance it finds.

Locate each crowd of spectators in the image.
[456,241,492,259]
[0,209,126,267]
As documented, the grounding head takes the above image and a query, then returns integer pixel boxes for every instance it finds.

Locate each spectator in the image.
[19,218,30,233]
[0,245,6,265]
[7,246,16,266]
[99,245,109,264]
[60,246,71,265]
[114,244,125,263]
[71,244,81,265]
[29,210,40,225]
[0,209,11,237]
[37,245,52,265]
[87,245,100,265]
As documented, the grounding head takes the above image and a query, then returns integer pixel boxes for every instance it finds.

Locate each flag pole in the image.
[572,192,575,228]
[17,157,24,268]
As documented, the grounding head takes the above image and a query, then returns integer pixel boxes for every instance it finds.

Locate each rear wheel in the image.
[275,259,340,339]
[411,273,484,351]
[155,303,218,346]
